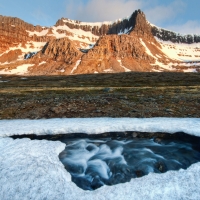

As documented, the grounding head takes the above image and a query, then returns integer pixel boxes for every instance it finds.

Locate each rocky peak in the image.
[108,9,150,36]
[54,9,151,37]
[129,10,152,38]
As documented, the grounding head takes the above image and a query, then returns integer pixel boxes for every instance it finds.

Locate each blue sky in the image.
[0,0,200,34]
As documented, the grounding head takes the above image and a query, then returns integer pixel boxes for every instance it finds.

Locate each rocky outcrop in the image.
[151,25,200,44]
[0,49,22,63]
[37,37,83,63]
[27,38,83,75]
[73,34,156,74]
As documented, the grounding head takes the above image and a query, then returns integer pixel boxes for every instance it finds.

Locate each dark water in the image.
[59,137,200,190]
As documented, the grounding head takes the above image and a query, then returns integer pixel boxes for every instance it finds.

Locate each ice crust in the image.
[1,118,200,199]
[1,118,200,138]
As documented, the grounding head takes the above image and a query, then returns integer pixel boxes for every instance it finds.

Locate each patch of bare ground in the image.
[0,72,200,119]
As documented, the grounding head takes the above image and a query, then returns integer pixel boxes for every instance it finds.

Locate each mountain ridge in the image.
[0,9,200,75]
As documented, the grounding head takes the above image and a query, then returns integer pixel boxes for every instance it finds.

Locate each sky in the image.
[0,0,200,34]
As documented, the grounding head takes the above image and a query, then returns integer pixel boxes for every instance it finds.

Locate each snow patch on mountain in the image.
[71,59,81,74]
[26,29,48,37]
[118,27,132,35]
[156,37,200,61]
[50,25,99,45]
[140,38,155,58]
[38,61,46,65]
[62,18,114,28]
[0,64,34,75]
[117,60,131,72]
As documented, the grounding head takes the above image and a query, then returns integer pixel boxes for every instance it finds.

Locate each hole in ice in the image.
[11,132,200,191]
[58,135,200,190]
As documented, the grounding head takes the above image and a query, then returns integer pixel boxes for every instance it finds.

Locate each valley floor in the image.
[0,72,200,119]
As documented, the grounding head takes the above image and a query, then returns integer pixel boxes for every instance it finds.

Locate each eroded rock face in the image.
[0,49,22,63]
[74,34,155,74]
[27,38,83,75]
[0,16,46,51]
[38,38,83,63]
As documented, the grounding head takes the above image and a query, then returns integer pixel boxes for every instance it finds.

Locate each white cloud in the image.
[64,0,199,35]
[166,20,200,35]
[144,0,186,25]
[65,0,143,22]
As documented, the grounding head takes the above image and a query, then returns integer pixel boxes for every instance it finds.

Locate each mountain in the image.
[0,9,200,75]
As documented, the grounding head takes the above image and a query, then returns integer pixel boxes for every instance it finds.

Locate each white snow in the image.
[118,27,132,35]
[11,42,46,53]
[139,38,176,71]
[140,38,155,58]
[71,59,81,74]
[38,61,46,65]
[139,38,200,71]
[151,60,200,71]
[0,64,34,75]
[1,118,200,138]
[51,25,99,45]
[183,68,197,72]
[62,16,131,28]
[103,68,113,72]
[0,42,46,59]
[0,118,200,199]
[151,60,174,71]
[155,37,200,62]
[117,59,131,72]
[62,18,114,27]
[26,29,48,36]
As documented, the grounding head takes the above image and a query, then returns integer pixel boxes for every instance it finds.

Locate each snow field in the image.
[1,118,200,138]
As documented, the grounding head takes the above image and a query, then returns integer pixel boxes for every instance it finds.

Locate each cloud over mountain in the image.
[66,0,143,22]
[167,20,200,35]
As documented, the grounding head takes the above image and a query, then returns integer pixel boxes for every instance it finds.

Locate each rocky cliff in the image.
[0,15,54,53]
[151,25,200,44]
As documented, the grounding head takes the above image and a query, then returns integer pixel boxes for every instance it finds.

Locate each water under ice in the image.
[59,137,200,190]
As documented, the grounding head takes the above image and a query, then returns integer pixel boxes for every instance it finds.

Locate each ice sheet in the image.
[1,118,200,137]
